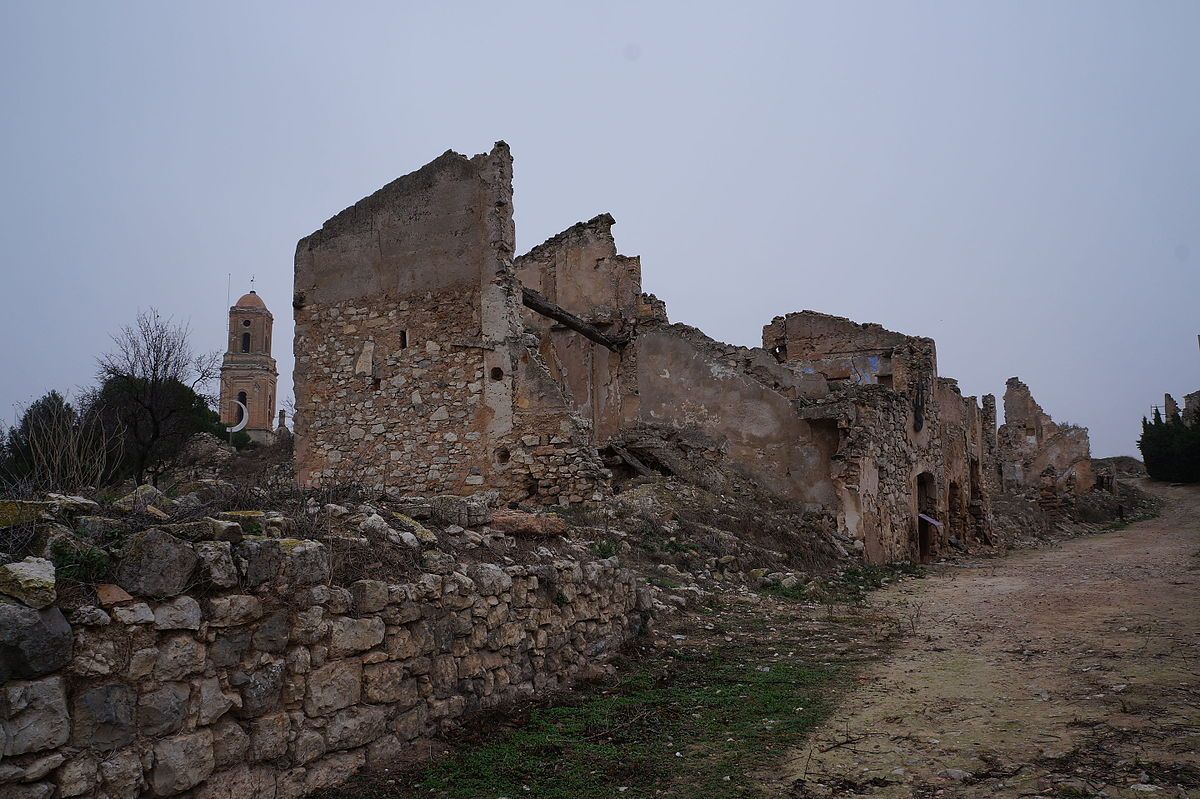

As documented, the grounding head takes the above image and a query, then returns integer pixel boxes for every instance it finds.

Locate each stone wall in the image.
[1182,390,1200,427]
[292,143,607,506]
[0,514,645,798]
[770,314,996,563]
[996,377,1094,495]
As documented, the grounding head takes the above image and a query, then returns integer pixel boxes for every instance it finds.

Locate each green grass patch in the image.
[319,646,840,799]
[49,538,111,583]
[764,562,924,605]
[589,539,619,559]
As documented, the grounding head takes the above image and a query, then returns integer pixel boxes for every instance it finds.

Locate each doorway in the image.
[916,471,937,563]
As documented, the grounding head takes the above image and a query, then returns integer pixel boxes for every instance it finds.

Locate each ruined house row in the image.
[293,143,1094,565]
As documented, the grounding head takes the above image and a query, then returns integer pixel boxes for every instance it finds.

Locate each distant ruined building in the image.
[293,142,1095,564]
[219,290,279,443]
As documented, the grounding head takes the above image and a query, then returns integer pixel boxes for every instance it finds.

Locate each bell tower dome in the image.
[219,290,278,443]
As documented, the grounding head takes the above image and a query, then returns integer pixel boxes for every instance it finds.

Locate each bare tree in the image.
[96,310,221,485]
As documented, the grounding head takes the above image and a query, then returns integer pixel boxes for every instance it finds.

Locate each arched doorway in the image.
[916,471,937,563]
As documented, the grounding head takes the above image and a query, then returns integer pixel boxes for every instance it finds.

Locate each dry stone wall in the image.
[0,506,646,799]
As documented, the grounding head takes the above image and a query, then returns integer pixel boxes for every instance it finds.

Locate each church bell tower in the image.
[219,290,278,443]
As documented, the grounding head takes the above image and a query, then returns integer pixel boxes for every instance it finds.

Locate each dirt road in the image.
[777,482,1200,798]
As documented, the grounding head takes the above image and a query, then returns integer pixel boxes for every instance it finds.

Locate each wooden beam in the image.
[520,287,629,352]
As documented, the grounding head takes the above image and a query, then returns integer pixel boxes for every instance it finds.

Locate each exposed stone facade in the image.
[293,144,1109,566]
[219,291,278,444]
[293,144,607,506]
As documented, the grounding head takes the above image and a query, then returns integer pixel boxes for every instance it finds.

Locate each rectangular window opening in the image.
[399,330,409,349]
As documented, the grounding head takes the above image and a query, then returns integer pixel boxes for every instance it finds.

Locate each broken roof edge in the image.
[299,141,512,252]
[765,309,914,337]
[517,213,618,262]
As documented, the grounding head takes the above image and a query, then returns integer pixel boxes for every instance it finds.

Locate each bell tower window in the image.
[241,332,251,353]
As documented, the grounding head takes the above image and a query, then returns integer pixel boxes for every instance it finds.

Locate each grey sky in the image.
[2,1,1197,456]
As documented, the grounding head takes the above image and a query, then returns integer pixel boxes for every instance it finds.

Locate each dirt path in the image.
[776,482,1200,798]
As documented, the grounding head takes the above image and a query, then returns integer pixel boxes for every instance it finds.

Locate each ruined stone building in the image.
[219,290,279,443]
[294,143,1095,565]
[995,377,1094,496]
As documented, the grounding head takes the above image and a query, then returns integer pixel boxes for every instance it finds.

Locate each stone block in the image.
[232,661,285,718]
[0,557,55,609]
[0,602,71,680]
[304,659,361,716]
[155,634,206,680]
[150,729,215,796]
[115,529,196,599]
[249,711,290,761]
[136,682,190,737]
[71,682,135,751]
[1,676,69,756]
[328,616,384,657]
[153,595,202,630]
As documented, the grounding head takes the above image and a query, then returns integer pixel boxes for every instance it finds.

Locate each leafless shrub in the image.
[95,309,220,485]
[1,391,122,496]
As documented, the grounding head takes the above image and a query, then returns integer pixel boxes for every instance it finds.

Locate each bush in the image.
[1138,409,1200,483]
[50,537,112,583]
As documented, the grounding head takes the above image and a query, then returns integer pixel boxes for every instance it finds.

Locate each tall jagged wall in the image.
[996,377,1094,495]
[293,144,607,505]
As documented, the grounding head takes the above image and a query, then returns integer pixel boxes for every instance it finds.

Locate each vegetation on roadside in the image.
[318,643,841,799]
[763,561,923,604]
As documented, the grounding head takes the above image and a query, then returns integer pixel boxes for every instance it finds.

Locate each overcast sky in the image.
[2,2,1197,456]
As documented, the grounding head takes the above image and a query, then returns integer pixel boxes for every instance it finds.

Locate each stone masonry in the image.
[0,500,645,799]
[294,143,1103,566]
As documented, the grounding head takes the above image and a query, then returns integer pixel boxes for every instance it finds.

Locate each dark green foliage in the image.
[49,537,111,583]
[93,375,224,485]
[1138,409,1200,483]
[0,390,120,493]
[589,539,618,558]
[1,391,73,485]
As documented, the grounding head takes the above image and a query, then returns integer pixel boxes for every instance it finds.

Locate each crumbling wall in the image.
[514,215,642,443]
[996,377,1094,495]
[763,312,910,387]
[292,144,606,505]
[936,379,994,546]
[1184,390,1200,427]
[513,216,833,508]
[632,324,839,507]
[0,505,644,799]
[765,314,962,563]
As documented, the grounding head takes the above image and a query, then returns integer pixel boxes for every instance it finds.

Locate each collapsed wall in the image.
[292,142,1107,567]
[293,143,607,506]
[0,493,644,799]
[514,218,838,507]
[996,377,1094,495]
[764,311,993,562]
[1182,390,1200,427]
